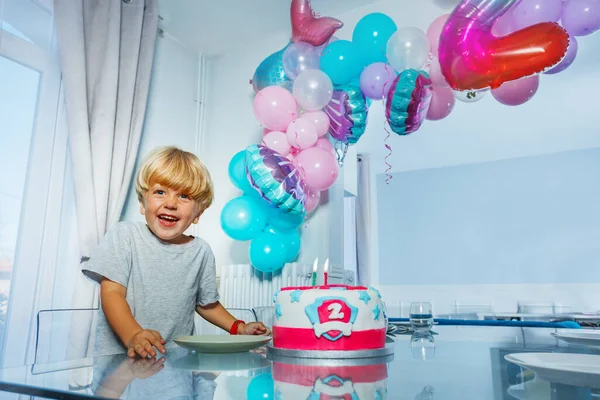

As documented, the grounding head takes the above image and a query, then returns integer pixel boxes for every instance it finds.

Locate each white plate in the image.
[506,379,551,400]
[552,330,600,349]
[173,335,272,354]
[170,351,270,372]
[505,352,600,389]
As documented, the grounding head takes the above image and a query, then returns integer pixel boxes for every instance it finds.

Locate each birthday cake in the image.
[272,285,387,351]
[272,361,388,399]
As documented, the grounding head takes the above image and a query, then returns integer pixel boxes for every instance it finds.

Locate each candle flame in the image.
[313,257,318,272]
[324,258,329,273]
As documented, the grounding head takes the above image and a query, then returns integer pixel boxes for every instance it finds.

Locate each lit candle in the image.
[324,258,329,286]
[311,257,318,286]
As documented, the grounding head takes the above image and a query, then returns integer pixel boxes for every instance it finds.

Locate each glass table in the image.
[0,326,598,399]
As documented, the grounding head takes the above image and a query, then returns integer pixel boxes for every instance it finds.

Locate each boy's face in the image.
[140,182,201,244]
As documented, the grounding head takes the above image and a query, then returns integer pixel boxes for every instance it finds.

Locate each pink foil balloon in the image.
[439,0,569,90]
[295,147,339,191]
[286,117,318,149]
[253,86,298,131]
[544,35,578,75]
[302,110,330,137]
[491,75,540,106]
[262,131,291,156]
[429,57,449,87]
[426,86,455,120]
[291,0,343,46]
[427,14,449,56]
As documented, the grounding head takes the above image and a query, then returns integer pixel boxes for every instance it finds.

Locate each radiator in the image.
[218,263,313,309]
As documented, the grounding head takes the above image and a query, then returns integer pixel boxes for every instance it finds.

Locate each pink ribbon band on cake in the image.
[273,327,386,350]
[272,363,388,385]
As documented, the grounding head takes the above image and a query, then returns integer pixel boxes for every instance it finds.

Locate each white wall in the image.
[121,33,202,223]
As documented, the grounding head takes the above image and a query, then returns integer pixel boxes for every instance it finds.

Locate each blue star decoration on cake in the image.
[272,289,281,304]
[372,304,381,320]
[358,290,371,305]
[290,290,303,303]
[275,303,283,320]
[275,387,282,400]
[368,286,382,299]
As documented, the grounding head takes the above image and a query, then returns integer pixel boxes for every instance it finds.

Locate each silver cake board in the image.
[266,342,395,361]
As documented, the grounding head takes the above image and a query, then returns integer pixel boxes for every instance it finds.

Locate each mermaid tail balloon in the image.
[246,145,306,216]
[385,69,433,136]
[439,0,569,90]
[252,44,291,93]
[291,0,343,46]
[324,85,369,145]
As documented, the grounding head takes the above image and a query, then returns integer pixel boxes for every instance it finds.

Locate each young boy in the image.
[83,146,270,358]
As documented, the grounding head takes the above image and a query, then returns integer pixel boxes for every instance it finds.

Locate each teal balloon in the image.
[228,150,253,193]
[269,207,304,231]
[249,231,287,273]
[252,44,291,93]
[247,373,274,400]
[353,13,398,64]
[263,225,301,261]
[320,40,364,85]
[220,196,268,241]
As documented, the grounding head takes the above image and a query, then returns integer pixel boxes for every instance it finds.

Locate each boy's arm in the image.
[101,278,165,357]
[195,301,239,333]
[195,301,270,335]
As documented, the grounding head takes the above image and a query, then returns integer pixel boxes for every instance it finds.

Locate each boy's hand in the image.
[127,329,166,358]
[238,322,272,336]
[126,356,165,379]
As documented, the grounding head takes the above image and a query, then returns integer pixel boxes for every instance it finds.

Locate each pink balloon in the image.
[426,86,455,121]
[429,57,449,88]
[427,14,450,56]
[304,188,321,213]
[302,110,330,137]
[314,138,335,154]
[253,86,298,131]
[262,131,291,156]
[295,147,339,191]
[491,75,540,106]
[286,117,318,149]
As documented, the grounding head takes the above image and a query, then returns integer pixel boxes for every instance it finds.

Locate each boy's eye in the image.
[180,194,190,199]
[155,190,165,195]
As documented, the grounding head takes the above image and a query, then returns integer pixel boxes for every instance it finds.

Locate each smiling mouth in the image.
[158,214,179,225]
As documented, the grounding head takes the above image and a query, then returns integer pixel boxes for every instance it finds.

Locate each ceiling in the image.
[157,0,386,56]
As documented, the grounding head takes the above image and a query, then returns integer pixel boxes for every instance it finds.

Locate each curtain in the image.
[356,154,372,286]
[53,0,158,381]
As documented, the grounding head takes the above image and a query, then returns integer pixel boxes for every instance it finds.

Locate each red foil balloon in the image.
[291,0,343,46]
[438,0,569,91]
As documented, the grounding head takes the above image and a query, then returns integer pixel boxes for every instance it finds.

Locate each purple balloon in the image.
[544,35,578,74]
[561,0,600,37]
[359,62,397,100]
[511,0,562,30]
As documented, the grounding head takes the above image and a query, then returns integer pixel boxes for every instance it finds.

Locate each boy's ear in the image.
[193,210,204,224]
[139,200,146,216]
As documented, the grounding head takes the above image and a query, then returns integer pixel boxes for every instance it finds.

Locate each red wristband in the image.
[229,320,244,335]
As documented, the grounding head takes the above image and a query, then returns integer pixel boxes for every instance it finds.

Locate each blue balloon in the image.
[249,231,287,273]
[352,13,398,65]
[247,373,274,400]
[320,40,364,85]
[220,196,268,241]
[228,150,253,193]
[269,207,304,231]
[263,225,301,262]
[252,44,291,93]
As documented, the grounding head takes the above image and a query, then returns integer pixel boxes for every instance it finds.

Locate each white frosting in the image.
[274,287,386,332]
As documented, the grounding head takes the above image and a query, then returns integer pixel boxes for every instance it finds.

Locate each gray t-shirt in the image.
[83,221,219,356]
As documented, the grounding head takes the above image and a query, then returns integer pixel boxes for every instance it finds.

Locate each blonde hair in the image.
[135,146,214,212]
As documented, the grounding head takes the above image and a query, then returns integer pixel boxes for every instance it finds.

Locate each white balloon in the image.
[453,89,489,103]
[292,69,333,111]
[386,27,430,72]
